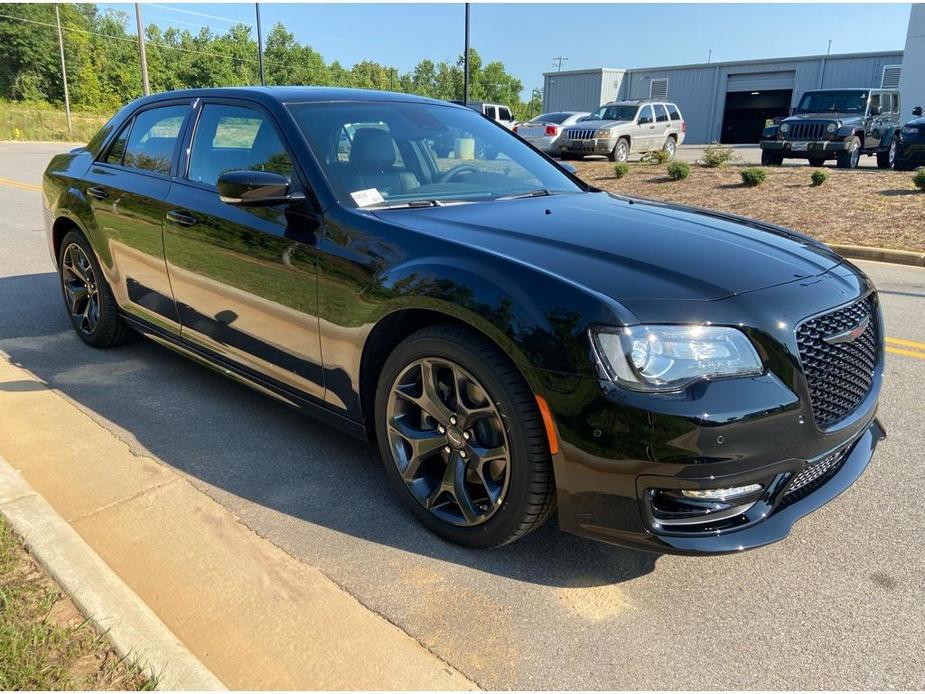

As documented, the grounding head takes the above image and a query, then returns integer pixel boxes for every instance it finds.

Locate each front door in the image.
[865,92,883,150]
[634,105,658,152]
[163,100,324,400]
[82,101,192,334]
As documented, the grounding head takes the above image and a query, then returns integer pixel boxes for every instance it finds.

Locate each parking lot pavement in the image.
[1,142,923,689]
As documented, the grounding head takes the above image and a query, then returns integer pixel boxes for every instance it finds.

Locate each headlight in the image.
[591,325,763,392]
[595,128,616,139]
[825,122,838,134]
[780,123,790,134]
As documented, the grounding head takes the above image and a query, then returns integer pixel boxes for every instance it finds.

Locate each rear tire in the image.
[761,150,784,166]
[58,230,134,348]
[663,136,677,160]
[877,138,897,169]
[375,325,556,548]
[836,137,861,169]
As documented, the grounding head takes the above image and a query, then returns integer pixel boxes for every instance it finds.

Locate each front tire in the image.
[808,155,827,168]
[761,150,784,166]
[609,138,630,163]
[836,137,861,169]
[375,325,556,548]
[58,230,134,348]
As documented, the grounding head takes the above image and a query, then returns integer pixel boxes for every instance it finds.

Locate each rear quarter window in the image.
[667,104,682,121]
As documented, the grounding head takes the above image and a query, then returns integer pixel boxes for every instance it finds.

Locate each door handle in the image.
[87,186,108,200]
[166,210,198,227]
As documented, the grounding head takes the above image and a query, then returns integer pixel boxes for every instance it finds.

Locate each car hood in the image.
[565,119,631,130]
[374,192,842,303]
[786,112,863,124]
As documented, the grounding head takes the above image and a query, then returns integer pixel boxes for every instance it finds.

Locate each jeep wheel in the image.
[609,138,629,163]
[877,138,897,169]
[663,136,677,160]
[808,156,827,168]
[761,151,783,166]
[836,137,861,169]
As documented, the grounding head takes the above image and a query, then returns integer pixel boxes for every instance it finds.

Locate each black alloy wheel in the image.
[58,230,134,348]
[375,325,556,547]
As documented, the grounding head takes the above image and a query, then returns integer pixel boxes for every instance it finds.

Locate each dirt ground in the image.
[572,160,924,253]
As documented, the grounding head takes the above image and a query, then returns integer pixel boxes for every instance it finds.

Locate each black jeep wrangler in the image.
[760,88,902,169]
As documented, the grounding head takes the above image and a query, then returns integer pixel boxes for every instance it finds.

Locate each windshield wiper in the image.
[496,189,557,201]
[366,199,446,210]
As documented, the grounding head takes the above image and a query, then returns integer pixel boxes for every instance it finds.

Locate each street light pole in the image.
[256,2,266,86]
[463,2,470,106]
[134,3,150,96]
[55,5,72,134]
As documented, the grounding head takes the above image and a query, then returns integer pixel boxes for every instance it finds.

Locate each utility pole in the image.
[707,48,712,64]
[826,39,832,55]
[463,2,470,106]
[255,3,265,85]
[552,56,568,72]
[134,3,150,96]
[55,5,72,134]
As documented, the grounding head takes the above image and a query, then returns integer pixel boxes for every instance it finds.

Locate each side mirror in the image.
[559,162,577,174]
[217,170,294,206]
[913,106,923,117]
[869,106,882,117]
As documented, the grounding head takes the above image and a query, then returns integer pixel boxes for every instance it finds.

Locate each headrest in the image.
[349,128,396,170]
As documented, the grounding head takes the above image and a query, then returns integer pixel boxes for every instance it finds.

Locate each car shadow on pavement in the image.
[0,272,659,588]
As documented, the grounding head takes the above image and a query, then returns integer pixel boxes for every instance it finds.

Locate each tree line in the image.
[0,3,543,119]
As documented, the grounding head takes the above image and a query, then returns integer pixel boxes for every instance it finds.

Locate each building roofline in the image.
[542,49,904,78]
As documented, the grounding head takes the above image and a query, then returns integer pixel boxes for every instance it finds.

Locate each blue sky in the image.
[99,3,912,99]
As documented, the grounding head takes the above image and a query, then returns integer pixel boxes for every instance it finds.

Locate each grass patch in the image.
[0,515,156,690]
[572,159,925,253]
[0,100,107,143]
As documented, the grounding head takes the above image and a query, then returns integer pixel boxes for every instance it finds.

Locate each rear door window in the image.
[654,104,669,123]
[123,105,189,175]
[484,105,497,119]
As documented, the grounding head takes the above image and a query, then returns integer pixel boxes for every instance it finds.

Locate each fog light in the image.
[681,483,763,501]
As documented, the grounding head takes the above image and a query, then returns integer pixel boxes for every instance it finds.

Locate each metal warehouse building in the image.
[543,50,904,144]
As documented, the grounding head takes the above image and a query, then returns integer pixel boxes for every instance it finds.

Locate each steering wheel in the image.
[439,164,480,184]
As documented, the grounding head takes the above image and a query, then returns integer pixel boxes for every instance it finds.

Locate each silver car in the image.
[559,100,686,162]
[514,112,590,153]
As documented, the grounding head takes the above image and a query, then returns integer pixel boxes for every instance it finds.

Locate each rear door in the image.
[162,99,325,400]
[82,100,193,334]
[653,103,672,147]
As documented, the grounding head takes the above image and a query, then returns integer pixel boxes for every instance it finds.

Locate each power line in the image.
[148,4,254,26]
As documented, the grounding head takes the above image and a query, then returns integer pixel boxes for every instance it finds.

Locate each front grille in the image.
[566,129,596,141]
[789,121,828,141]
[796,295,879,429]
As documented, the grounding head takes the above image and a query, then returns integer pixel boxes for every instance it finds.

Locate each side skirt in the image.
[121,314,369,442]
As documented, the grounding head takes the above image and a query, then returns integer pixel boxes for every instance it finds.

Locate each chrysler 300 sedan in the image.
[42,87,885,553]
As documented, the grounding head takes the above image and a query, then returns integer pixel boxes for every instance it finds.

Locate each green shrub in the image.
[700,142,735,168]
[811,170,828,187]
[612,162,630,179]
[740,167,767,187]
[642,148,672,165]
[914,168,925,191]
[666,161,690,181]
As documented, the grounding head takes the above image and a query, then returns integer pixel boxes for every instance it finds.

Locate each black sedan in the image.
[42,88,885,554]
[896,106,925,170]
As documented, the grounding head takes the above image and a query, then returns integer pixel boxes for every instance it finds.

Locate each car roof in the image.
[602,99,674,106]
[133,86,461,109]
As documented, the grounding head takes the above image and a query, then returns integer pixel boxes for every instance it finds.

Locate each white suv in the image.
[559,100,686,161]
[452,101,518,129]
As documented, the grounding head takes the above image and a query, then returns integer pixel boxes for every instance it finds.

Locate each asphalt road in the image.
[2,142,923,689]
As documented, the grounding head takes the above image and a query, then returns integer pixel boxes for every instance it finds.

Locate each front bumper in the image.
[761,140,852,157]
[532,265,885,555]
[559,138,617,156]
[896,139,925,166]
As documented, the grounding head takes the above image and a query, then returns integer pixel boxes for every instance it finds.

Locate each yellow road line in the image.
[0,176,41,193]
[887,346,925,361]
[885,336,925,352]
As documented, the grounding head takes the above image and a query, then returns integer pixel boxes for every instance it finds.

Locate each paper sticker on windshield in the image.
[350,188,385,207]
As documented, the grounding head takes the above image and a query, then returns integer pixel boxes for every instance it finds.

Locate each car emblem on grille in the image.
[822,315,870,345]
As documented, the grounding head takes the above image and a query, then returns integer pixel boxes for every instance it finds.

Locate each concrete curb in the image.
[0,456,226,691]
[830,244,925,268]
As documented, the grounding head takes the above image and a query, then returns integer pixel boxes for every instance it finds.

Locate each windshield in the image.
[288,101,583,207]
[589,105,638,122]
[796,90,868,113]
[531,112,571,124]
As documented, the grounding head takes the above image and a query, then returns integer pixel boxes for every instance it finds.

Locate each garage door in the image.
[726,71,795,92]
